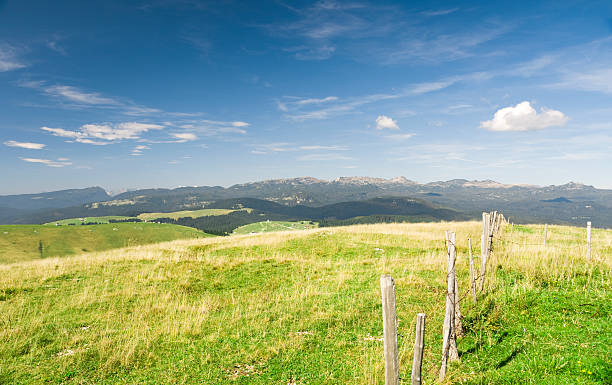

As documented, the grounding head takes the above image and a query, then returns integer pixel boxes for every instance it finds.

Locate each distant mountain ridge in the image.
[0,187,109,211]
[1,177,611,227]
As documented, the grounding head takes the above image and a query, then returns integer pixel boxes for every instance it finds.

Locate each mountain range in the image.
[1,177,611,227]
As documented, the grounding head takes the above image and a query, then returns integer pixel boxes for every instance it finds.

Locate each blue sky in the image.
[1,0,612,194]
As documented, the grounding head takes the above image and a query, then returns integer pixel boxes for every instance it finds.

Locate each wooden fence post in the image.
[411,313,426,385]
[480,213,490,290]
[543,224,548,246]
[468,238,477,303]
[440,232,458,381]
[454,273,463,337]
[586,221,592,259]
[445,230,450,253]
[380,275,399,385]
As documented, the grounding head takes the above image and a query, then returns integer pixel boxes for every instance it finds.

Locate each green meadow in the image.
[232,220,317,234]
[45,216,135,226]
[137,208,239,221]
[0,222,610,384]
[0,223,211,264]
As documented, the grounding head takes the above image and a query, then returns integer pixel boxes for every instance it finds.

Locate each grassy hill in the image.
[137,208,238,221]
[232,220,317,235]
[41,209,241,226]
[0,223,212,264]
[0,222,610,383]
[45,216,135,225]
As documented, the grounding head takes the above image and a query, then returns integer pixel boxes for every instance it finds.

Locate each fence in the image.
[379,213,596,384]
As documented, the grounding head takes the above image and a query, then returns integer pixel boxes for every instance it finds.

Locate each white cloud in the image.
[382,23,511,65]
[554,68,612,94]
[131,144,151,156]
[123,106,163,116]
[46,40,67,55]
[299,145,348,151]
[297,153,353,161]
[421,8,459,16]
[285,44,336,61]
[171,132,198,142]
[0,44,26,72]
[219,126,247,134]
[41,126,82,138]
[251,143,349,154]
[45,85,118,105]
[480,101,568,132]
[384,133,414,140]
[409,80,456,94]
[294,96,338,105]
[376,115,399,130]
[41,122,164,143]
[75,138,110,145]
[20,157,72,167]
[20,81,165,116]
[280,93,398,121]
[251,142,294,154]
[176,120,249,136]
[200,119,250,128]
[3,140,46,150]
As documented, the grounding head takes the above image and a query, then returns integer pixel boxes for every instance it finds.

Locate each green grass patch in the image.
[137,208,240,221]
[45,216,136,225]
[512,225,534,233]
[232,221,317,235]
[0,223,213,263]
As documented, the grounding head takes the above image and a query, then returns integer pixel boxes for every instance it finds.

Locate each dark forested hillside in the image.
[149,197,465,234]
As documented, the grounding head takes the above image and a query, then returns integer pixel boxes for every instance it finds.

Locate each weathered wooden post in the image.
[454,273,463,337]
[411,313,426,385]
[445,230,450,253]
[587,221,592,259]
[440,232,458,381]
[480,213,490,290]
[468,238,477,303]
[380,275,399,385]
[543,224,548,246]
[492,211,499,235]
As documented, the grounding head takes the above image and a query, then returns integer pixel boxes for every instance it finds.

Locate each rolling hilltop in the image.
[1,221,610,383]
[1,177,612,227]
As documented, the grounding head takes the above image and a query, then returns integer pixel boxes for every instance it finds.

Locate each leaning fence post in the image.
[411,313,426,385]
[543,224,548,246]
[380,275,399,385]
[468,238,477,303]
[586,221,592,259]
[440,232,458,381]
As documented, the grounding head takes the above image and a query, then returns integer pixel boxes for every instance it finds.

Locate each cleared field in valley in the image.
[232,220,317,234]
[45,216,135,225]
[137,208,239,221]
